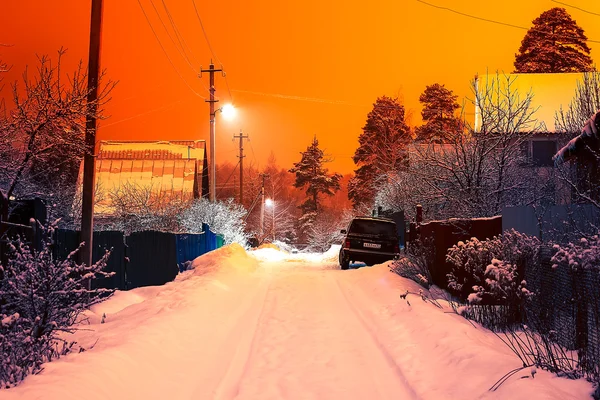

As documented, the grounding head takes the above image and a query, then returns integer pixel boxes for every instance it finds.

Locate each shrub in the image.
[446,236,503,299]
[391,238,433,288]
[0,221,113,388]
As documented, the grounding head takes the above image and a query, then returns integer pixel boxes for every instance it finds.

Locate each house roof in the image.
[92,159,197,215]
[76,140,205,216]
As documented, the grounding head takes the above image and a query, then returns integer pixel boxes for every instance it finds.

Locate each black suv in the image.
[339,216,400,270]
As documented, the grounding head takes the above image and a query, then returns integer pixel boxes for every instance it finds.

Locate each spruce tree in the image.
[348,96,411,209]
[289,137,341,237]
[514,7,593,73]
[415,83,462,143]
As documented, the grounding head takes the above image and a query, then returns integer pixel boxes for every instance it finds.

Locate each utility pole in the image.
[259,173,268,238]
[81,0,104,271]
[200,61,223,202]
[233,130,249,205]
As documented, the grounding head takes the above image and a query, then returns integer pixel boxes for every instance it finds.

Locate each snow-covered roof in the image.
[76,141,206,216]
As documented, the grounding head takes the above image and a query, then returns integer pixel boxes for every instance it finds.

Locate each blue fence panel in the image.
[175,233,206,272]
[202,223,218,251]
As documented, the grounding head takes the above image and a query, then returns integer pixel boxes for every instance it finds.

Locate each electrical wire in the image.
[232,89,354,105]
[416,0,600,43]
[161,0,201,67]
[148,0,198,74]
[136,0,207,99]
[100,99,184,129]
[191,0,222,66]
[216,159,240,197]
[551,0,600,17]
[190,0,234,102]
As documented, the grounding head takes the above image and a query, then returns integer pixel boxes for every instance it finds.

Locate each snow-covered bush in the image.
[446,230,540,302]
[551,235,600,271]
[0,221,113,388]
[468,258,533,305]
[446,236,503,299]
[179,198,248,245]
[391,238,433,288]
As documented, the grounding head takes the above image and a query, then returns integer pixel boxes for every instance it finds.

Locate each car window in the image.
[348,219,397,236]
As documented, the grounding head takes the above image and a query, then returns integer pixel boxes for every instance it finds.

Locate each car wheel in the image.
[339,250,350,270]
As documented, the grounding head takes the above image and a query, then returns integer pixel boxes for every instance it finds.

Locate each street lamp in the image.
[265,198,275,242]
[209,103,236,202]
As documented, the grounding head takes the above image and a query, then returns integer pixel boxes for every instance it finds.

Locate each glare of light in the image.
[220,103,237,121]
[265,198,273,207]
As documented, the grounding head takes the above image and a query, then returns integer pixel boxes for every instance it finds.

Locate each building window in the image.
[531,140,557,167]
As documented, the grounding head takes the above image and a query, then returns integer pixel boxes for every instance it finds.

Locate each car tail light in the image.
[344,239,351,249]
[394,243,400,253]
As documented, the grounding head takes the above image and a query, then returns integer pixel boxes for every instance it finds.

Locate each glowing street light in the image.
[265,198,273,207]
[220,103,237,121]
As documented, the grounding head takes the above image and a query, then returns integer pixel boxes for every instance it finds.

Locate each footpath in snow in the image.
[2,244,594,400]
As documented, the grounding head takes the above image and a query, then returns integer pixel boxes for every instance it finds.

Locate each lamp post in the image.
[208,103,236,202]
[265,198,275,242]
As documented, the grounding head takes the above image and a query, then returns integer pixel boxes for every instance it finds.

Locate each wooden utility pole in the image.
[80,0,104,270]
[200,62,223,202]
[233,130,249,205]
[259,173,268,238]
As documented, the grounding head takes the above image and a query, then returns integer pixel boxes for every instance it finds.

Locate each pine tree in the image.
[289,137,341,237]
[514,7,593,73]
[348,96,412,209]
[415,83,463,143]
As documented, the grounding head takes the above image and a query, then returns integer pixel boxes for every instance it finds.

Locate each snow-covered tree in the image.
[348,96,411,209]
[0,220,113,387]
[377,73,543,220]
[514,8,593,73]
[289,137,341,239]
[179,198,248,245]
[0,49,114,224]
[415,83,463,143]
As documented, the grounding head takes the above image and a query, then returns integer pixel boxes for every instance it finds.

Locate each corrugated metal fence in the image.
[53,227,224,291]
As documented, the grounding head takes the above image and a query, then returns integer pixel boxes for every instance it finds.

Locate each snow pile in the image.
[178,243,259,279]
[256,243,281,250]
[337,264,593,400]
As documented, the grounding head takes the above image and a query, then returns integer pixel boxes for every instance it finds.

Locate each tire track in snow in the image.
[331,273,421,400]
[210,275,274,400]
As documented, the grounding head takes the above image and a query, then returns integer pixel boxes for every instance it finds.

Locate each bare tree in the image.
[376,73,543,220]
[105,181,189,233]
[0,49,115,224]
[555,72,600,135]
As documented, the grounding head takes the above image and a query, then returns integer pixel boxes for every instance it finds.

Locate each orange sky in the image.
[1,0,599,174]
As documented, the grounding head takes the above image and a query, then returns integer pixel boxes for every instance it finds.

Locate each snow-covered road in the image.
[3,245,594,400]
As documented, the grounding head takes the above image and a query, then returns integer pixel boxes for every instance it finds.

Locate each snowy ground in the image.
[3,244,594,399]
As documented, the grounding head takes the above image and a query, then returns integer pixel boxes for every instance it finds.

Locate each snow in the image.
[2,245,594,399]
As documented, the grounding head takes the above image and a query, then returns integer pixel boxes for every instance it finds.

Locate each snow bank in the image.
[179,243,259,279]
[337,264,594,400]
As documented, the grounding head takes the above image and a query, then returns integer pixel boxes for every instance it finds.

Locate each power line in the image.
[217,159,240,197]
[191,0,222,65]
[136,0,207,99]
[232,89,354,105]
[148,0,198,73]
[551,0,600,17]
[101,99,184,128]
[416,0,600,44]
[190,0,233,101]
[161,0,200,67]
